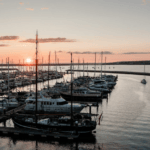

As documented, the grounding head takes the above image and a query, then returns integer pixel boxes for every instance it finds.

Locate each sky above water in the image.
[0,0,150,63]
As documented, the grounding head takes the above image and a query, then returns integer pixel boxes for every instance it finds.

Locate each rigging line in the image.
[97,52,101,64]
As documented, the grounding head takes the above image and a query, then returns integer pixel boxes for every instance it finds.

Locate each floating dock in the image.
[0,104,26,123]
[0,127,79,140]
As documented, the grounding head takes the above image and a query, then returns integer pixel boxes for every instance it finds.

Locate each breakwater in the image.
[67,70,150,76]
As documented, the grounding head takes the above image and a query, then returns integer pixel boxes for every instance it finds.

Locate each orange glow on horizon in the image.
[1,53,150,64]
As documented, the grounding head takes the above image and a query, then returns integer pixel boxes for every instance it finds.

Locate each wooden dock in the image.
[67,69,150,76]
[0,104,26,123]
[0,127,79,140]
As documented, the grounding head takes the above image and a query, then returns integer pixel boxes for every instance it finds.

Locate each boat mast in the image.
[144,63,146,79]
[35,31,38,124]
[101,51,103,79]
[23,59,24,79]
[55,51,57,72]
[48,52,50,90]
[78,58,79,78]
[83,59,84,77]
[1,60,2,76]
[71,52,73,126]
[72,59,74,79]
[42,57,43,71]
[87,62,88,76]
[105,57,106,76]
[78,58,80,77]
[94,52,96,78]
[8,57,9,99]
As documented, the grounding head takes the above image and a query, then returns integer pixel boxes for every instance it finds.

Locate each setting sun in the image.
[26,58,31,63]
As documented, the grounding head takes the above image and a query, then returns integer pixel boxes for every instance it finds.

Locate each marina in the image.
[0,65,150,149]
[0,33,106,142]
[0,41,149,149]
[1,0,150,149]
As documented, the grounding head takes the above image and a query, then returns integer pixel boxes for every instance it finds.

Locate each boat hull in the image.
[12,117,96,134]
[60,93,102,102]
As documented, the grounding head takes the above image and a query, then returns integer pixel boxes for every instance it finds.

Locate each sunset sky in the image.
[0,0,150,64]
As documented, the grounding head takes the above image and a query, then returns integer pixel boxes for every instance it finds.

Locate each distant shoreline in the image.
[105,60,150,65]
[0,60,150,66]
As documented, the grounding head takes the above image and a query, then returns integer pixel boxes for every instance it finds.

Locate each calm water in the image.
[0,65,150,150]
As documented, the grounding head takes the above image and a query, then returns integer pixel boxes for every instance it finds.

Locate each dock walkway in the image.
[0,104,26,123]
[0,127,79,139]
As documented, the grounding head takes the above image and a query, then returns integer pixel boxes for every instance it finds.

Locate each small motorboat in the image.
[141,64,147,84]
[141,79,146,84]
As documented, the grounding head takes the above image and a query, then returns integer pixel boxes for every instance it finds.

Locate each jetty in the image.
[0,104,26,123]
[67,70,150,76]
[0,127,79,140]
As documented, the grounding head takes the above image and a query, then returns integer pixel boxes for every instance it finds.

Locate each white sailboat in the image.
[141,64,147,84]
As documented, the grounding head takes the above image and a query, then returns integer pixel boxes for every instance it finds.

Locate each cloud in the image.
[123,52,150,54]
[0,44,9,47]
[0,36,19,40]
[26,8,34,11]
[67,51,113,54]
[41,7,49,10]
[19,2,24,5]
[20,37,76,43]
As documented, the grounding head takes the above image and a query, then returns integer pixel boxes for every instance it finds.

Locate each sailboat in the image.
[141,64,147,84]
[12,32,98,134]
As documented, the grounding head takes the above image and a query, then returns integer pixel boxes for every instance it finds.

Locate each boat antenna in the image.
[71,52,73,126]
[35,30,38,125]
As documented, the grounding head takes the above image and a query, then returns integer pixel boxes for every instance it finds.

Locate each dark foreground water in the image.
[0,65,150,150]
